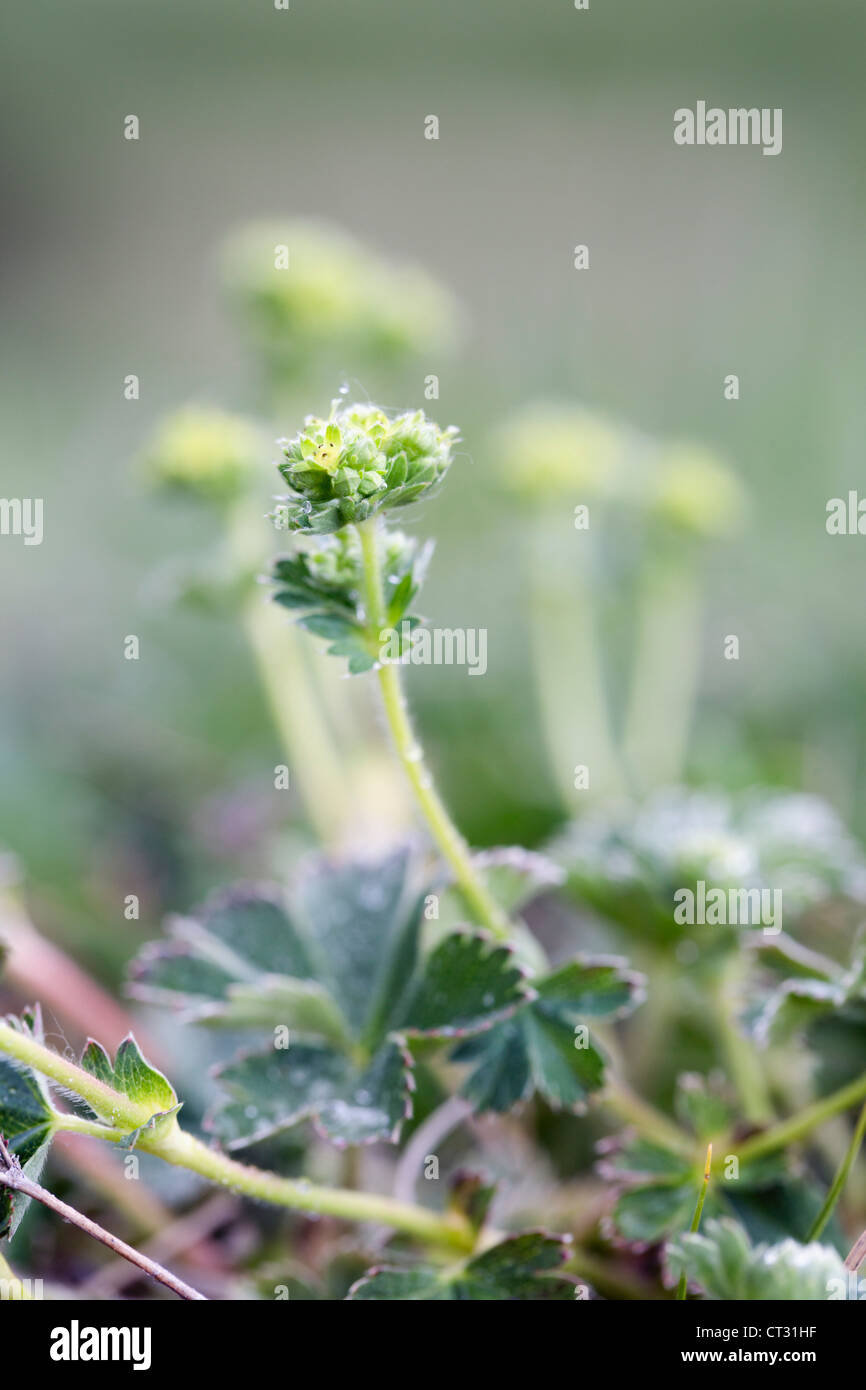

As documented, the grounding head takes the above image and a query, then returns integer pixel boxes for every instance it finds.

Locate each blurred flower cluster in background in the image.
[2,0,866,1297]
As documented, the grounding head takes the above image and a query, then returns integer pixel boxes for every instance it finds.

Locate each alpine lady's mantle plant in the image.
[269,403,512,940]
[3,400,866,1300]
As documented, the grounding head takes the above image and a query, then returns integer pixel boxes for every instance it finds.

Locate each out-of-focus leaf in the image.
[665,1218,849,1300]
[753,924,866,1045]
[599,1078,829,1248]
[135,849,628,1149]
[553,788,866,947]
[128,884,315,1022]
[347,1232,576,1301]
[208,1037,412,1149]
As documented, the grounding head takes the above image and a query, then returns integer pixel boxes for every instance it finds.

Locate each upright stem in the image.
[228,506,352,847]
[243,598,349,846]
[622,546,701,794]
[356,516,511,941]
[676,1142,712,1299]
[807,1095,866,1242]
[713,956,774,1126]
[528,518,626,805]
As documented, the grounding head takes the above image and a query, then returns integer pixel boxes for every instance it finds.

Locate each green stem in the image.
[228,505,352,847]
[156,1129,471,1250]
[712,956,774,1126]
[676,1142,713,1299]
[622,546,701,795]
[807,1095,866,1242]
[735,1070,866,1165]
[242,598,349,846]
[0,1022,472,1253]
[528,518,626,805]
[356,516,511,941]
[0,1021,151,1132]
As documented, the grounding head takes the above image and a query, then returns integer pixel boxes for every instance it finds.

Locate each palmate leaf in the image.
[209,1038,413,1149]
[347,1232,576,1301]
[207,930,529,1148]
[0,1008,57,1238]
[453,955,645,1114]
[750,922,866,1095]
[665,1218,849,1300]
[752,927,866,1046]
[132,848,531,1148]
[398,932,532,1038]
[554,787,866,946]
[271,529,432,674]
[128,884,316,1025]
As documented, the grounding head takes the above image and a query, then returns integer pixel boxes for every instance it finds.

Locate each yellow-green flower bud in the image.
[650,445,746,538]
[495,404,635,503]
[143,407,264,505]
[221,221,459,381]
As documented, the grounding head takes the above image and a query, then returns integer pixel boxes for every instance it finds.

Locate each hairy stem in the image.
[807,1095,866,1242]
[0,1020,152,1132]
[156,1128,473,1251]
[0,1022,473,1253]
[356,516,511,941]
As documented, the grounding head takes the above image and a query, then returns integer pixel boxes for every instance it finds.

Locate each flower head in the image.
[274,404,458,534]
[650,444,745,537]
[143,407,263,505]
[222,221,459,383]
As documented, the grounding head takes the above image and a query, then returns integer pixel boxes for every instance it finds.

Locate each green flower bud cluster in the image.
[497,405,633,502]
[142,407,263,505]
[274,405,458,534]
[497,402,745,538]
[221,220,459,383]
[650,444,744,538]
[271,528,432,674]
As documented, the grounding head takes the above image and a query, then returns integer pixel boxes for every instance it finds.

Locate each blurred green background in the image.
[2,0,866,985]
